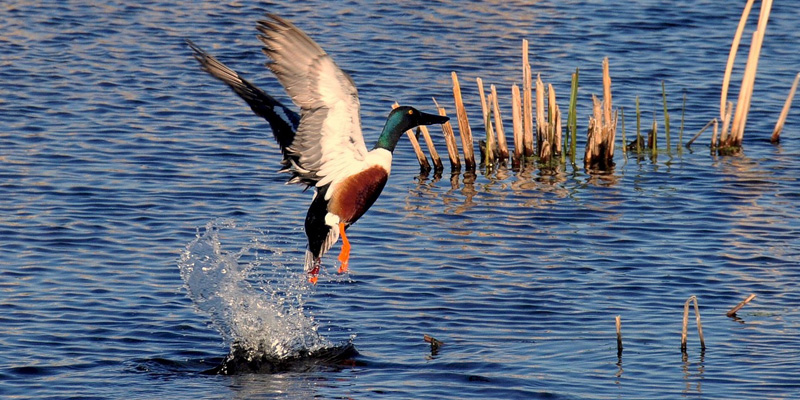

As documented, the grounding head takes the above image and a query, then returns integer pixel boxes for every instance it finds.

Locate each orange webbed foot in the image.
[308,263,320,285]
[337,222,350,274]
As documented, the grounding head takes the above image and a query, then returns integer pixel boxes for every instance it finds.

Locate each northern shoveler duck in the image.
[188,14,449,284]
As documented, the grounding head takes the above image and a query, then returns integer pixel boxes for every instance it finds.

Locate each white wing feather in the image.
[257,15,369,186]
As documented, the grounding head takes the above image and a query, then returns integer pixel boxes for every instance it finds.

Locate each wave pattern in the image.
[2,0,800,399]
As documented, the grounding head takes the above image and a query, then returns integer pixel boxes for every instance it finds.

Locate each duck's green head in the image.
[374,106,450,152]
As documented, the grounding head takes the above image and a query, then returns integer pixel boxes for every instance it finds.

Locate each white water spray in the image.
[178,219,331,360]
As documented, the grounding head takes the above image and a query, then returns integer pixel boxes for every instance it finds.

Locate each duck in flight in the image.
[187,14,449,284]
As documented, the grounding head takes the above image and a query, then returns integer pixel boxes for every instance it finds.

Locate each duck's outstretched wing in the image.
[186,39,300,152]
[257,14,370,187]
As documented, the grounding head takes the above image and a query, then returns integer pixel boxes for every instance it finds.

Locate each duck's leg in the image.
[337,222,350,274]
[308,258,321,284]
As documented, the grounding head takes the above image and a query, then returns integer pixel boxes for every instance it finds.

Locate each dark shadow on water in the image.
[203,342,360,375]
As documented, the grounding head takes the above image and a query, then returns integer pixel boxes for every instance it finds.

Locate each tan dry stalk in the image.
[730,0,774,145]
[771,72,800,143]
[451,71,476,169]
[477,77,495,164]
[726,293,757,317]
[512,84,523,164]
[491,84,509,159]
[433,98,461,171]
[523,39,534,156]
[721,0,756,121]
[394,103,430,170]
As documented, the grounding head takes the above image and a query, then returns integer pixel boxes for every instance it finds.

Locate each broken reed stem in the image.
[711,118,719,150]
[681,295,706,352]
[491,85,510,160]
[535,74,546,159]
[522,39,534,157]
[602,57,613,138]
[730,0,773,146]
[418,125,443,171]
[512,84,523,166]
[433,98,461,172]
[423,334,444,350]
[721,0,756,121]
[726,293,757,317]
[395,103,430,171]
[451,71,476,170]
[585,58,616,169]
[687,118,717,148]
[771,72,800,143]
[662,81,671,153]
[550,83,562,157]
[719,101,733,147]
[615,315,623,355]
[585,94,601,165]
[477,77,495,165]
[693,299,706,350]
[407,128,430,171]
[602,57,616,161]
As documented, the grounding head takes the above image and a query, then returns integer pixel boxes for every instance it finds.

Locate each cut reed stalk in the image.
[535,74,547,160]
[719,101,733,147]
[407,128,430,171]
[550,83,562,157]
[477,77,496,165]
[585,58,616,169]
[451,71,476,170]
[711,118,719,150]
[433,98,461,172]
[602,57,613,137]
[693,298,706,350]
[681,295,705,352]
[585,94,601,165]
[418,125,443,172]
[523,39,534,157]
[687,118,717,148]
[662,81,671,153]
[771,72,800,143]
[491,85,509,160]
[394,102,430,171]
[726,293,757,317]
[615,315,623,355]
[512,84,523,166]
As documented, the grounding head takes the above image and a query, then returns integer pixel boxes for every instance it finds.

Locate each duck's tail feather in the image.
[186,39,300,150]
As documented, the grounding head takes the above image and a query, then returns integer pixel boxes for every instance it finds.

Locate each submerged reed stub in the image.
[726,293,757,318]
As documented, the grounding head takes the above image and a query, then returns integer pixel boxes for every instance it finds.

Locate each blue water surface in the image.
[2,1,800,399]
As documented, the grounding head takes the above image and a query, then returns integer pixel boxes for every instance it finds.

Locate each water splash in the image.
[177,219,332,362]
